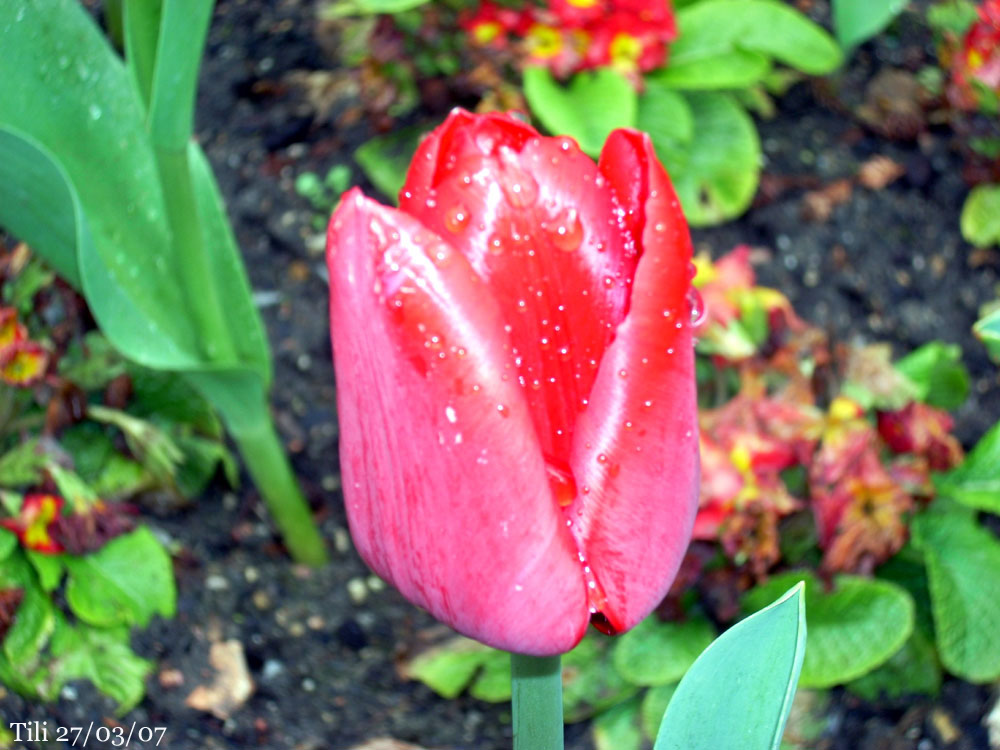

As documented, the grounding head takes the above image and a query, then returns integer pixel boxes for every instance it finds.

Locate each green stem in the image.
[512,653,563,750]
[232,414,328,567]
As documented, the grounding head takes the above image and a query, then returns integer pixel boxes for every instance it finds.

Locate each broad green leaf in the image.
[58,331,127,390]
[524,67,637,157]
[961,184,1000,247]
[320,0,432,17]
[0,554,55,669]
[846,627,940,700]
[927,0,979,36]
[468,650,512,702]
[653,92,760,226]
[935,420,1000,513]
[405,637,495,699]
[833,0,908,49]
[894,341,969,409]
[355,123,433,202]
[612,615,716,686]
[26,549,64,593]
[640,684,677,739]
[637,81,694,156]
[650,49,772,90]
[64,527,175,628]
[563,634,639,722]
[594,697,643,750]
[665,0,842,89]
[0,438,46,487]
[129,364,223,437]
[912,506,1000,681]
[974,307,1000,363]
[655,584,806,750]
[48,618,151,713]
[0,528,17,561]
[742,572,913,688]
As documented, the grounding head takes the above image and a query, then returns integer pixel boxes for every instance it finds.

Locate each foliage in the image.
[0,0,326,565]
[832,0,908,49]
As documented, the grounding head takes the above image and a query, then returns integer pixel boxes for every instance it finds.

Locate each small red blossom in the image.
[877,401,964,471]
[0,339,49,386]
[948,0,1000,109]
[1,493,65,554]
[0,307,27,349]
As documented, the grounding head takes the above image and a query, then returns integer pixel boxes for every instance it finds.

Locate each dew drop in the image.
[618,369,627,378]
[558,345,571,361]
[487,233,504,255]
[602,276,614,288]
[445,204,470,233]
[539,337,551,349]
[445,406,457,424]
[88,104,102,120]
[496,404,510,418]
[643,399,653,409]
[597,453,608,464]
[547,207,584,252]
[500,168,538,209]
[547,463,578,508]
[688,287,706,327]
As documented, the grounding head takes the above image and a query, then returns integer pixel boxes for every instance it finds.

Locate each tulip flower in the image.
[327,109,699,657]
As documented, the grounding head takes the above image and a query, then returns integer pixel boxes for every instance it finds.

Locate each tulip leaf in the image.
[742,572,913,688]
[593,697,643,750]
[64,527,176,628]
[935,420,1000,513]
[651,92,760,226]
[637,81,694,156]
[653,583,806,750]
[663,0,843,90]
[961,184,1000,247]
[524,67,638,158]
[975,307,1000,363]
[612,615,716,687]
[894,341,969,410]
[832,0,908,49]
[912,504,1000,682]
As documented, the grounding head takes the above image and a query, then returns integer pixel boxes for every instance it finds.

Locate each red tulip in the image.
[327,109,699,656]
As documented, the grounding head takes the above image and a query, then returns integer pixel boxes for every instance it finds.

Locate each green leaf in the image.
[0,554,55,669]
[662,0,843,91]
[894,341,970,410]
[927,0,979,36]
[650,49,772,90]
[25,549,64,593]
[563,634,639,722]
[961,184,1000,247]
[48,618,151,713]
[320,0,432,18]
[974,307,1000,363]
[0,438,46,487]
[612,615,716,686]
[58,332,127,390]
[468,649,512,702]
[846,627,940,700]
[832,0,908,49]
[594,697,644,750]
[654,584,806,750]
[912,506,1000,681]
[0,529,17,561]
[405,637,495,699]
[64,527,176,628]
[524,67,637,157]
[637,81,694,156]
[936,420,1000,513]
[742,572,913,688]
[652,92,761,226]
[355,123,433,202]
[640,684,678,740]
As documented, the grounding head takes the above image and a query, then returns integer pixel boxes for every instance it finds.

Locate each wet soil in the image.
[3,0,999,748]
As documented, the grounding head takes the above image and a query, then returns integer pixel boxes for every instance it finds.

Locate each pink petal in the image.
[568,130,700,633]
[401,110,639,478]
[328,188,588,655]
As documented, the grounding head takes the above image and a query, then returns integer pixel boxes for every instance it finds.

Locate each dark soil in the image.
[3,1,999,748]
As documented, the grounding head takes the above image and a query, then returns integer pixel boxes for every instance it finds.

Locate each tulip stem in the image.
[511,653,563,750]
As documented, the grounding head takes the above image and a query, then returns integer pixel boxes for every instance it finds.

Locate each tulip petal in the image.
[401,110,640,472]
[328,188,588,655]
[569,130,699,633]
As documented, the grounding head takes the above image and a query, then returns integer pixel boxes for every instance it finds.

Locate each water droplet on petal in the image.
[487,233,504,255]
[496,404,510,418]
[445,204,470,233]
[688,287,706,327]
[546,463,577,507]
[547,207,583,252]
[445,406,457,423]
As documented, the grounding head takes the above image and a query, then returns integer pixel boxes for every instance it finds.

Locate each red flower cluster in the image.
[0,306,48,387]
[691,248,964,578]
[948,0,1000,110]
[461,0,676,81]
